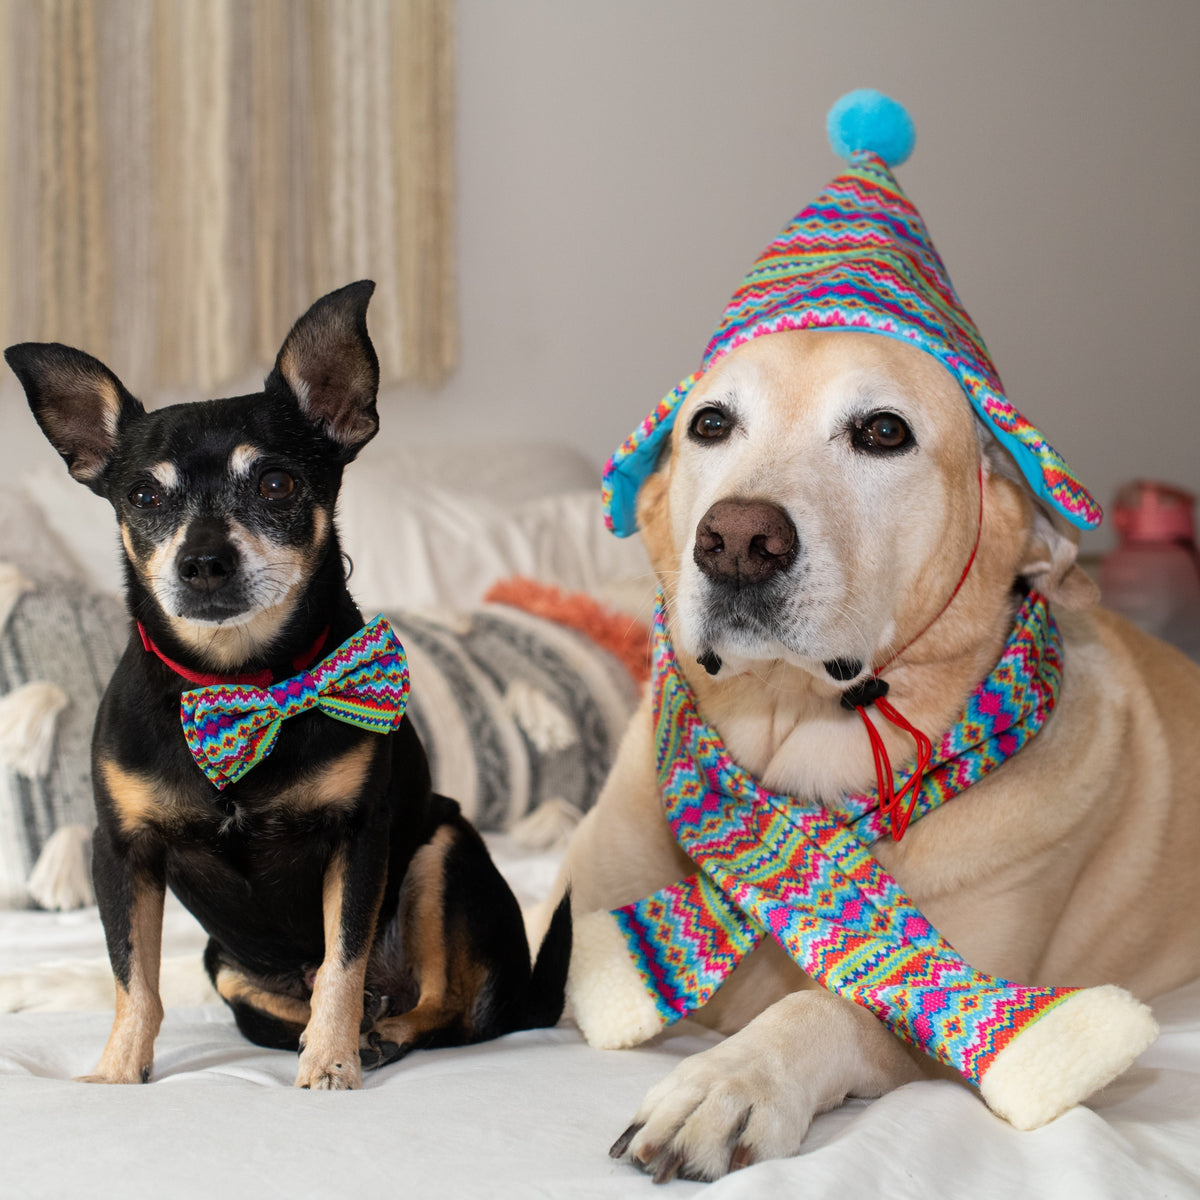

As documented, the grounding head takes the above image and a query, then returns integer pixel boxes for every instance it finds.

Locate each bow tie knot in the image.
[181,616,410,790]
[269,670,320,717]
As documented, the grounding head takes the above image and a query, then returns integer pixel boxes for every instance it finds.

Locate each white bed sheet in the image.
[1,838,1198,1199]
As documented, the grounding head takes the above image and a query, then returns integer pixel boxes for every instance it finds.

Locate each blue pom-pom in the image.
[826,89,915,168]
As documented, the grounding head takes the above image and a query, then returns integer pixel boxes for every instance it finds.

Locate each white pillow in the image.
[0,483,93,583]
[339,481,654,613]
[19,467,124,594]
[351,440,600,505]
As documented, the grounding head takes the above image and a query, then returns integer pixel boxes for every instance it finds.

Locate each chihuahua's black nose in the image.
[694,499,797,586]
[177,524,239,593]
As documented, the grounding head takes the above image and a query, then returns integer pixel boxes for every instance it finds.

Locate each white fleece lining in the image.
[568,910,666,1050]
[979,984,1158,1130]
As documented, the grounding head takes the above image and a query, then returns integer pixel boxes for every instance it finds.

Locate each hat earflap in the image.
[602,373,700,537]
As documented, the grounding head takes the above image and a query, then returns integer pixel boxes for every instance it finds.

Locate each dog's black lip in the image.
[172,597,253,622]
[824,657,863,682]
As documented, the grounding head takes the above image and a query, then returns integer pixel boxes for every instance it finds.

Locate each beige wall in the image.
[382,0,1200,550]
[4,1,1197,555]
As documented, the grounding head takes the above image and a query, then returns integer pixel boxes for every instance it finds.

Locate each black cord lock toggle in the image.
[840,675,890,711]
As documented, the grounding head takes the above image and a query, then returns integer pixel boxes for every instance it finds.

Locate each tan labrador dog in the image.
[541,327,1200,1182]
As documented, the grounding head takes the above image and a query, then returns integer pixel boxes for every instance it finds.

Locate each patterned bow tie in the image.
[180,615,410,790]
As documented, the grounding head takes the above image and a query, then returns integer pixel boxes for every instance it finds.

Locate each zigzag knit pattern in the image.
[613,593,1074,1089]
[703,152,1100,529]
[602,149,1101,536]
[180,615,410,790]
[600,372,700,534]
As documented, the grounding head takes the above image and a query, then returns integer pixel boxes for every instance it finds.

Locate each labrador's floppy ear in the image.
[5,343,145,494]
[269,280,380,461]
[633,440,678,577]
[1020,505,1100,611]
[982,433,1100,612]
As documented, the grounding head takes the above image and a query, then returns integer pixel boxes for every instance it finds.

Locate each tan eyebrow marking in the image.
[229,444,262,478]
[149,461,178,490]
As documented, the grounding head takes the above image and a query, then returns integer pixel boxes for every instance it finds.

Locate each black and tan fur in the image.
[7,282,570,1089]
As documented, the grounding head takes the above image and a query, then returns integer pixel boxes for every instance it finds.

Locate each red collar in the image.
[137,622,330,689]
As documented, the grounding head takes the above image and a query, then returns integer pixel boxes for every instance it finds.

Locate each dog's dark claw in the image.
[361,991,392,1027]
[729,1143,755,1172]
[651,1150,684,1185]
[610,1123,642,1159]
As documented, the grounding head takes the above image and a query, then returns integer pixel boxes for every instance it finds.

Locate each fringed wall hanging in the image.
[0,0,456,391]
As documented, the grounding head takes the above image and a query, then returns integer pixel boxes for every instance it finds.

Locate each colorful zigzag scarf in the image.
[612,591,1075,1090]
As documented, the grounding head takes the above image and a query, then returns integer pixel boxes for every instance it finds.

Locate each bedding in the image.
[0,836,1198,1198]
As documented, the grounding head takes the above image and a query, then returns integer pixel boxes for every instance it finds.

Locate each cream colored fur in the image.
[543,330,1200,1180]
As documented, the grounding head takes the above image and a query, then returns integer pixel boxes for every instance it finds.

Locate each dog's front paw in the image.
[295,1043,362,1091]
[610,1039,817,1182]
[611,992,923,1180]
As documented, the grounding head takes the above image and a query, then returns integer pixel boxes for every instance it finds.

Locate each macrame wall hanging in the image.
[0,0,457,391]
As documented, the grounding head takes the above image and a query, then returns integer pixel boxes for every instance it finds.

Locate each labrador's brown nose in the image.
[693,499,797,585]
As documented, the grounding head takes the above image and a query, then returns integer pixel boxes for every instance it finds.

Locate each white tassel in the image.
[0,561,34,632]
[0,681,70,778]
[510,796,584,851]
[27,823,94,911]
[504,680,578,754]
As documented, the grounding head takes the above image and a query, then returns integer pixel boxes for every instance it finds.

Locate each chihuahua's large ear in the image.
[5,343,145,493]
[270,280,380,460]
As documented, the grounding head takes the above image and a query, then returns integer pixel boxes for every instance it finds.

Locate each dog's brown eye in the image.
[853,412,912,453]
[689,407,734,441]
[128,485,160,509]
[259,469,295,500]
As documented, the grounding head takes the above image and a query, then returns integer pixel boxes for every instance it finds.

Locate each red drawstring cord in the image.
[855,696,934,841]
[850,464,983,842]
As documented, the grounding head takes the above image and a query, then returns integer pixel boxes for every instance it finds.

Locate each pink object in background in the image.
[1100,481,1200,660]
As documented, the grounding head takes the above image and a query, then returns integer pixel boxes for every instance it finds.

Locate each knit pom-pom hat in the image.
[601,88,1101,537]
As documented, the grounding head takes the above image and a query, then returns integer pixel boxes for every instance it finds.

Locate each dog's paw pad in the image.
[358,1032,403,1071]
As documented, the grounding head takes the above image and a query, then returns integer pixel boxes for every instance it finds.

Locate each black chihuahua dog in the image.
[6,281,570,1089]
